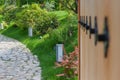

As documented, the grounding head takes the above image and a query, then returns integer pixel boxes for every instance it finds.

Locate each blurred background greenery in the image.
[0,0,78,80]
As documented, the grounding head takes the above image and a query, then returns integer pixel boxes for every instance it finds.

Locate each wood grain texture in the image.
[79,0,120,80]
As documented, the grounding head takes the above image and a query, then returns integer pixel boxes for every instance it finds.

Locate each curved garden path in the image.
[0,34,41,80]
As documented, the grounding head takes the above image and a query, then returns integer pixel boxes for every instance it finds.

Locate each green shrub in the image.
[48,17,77,44]
[44,1,55,11]
[16,3,58,35]
[2,3,58,35]
[34,13,59,35]
[3,5,19,24]
[0,6,3,14]
[49,14,59,29]
[16,9,40,29]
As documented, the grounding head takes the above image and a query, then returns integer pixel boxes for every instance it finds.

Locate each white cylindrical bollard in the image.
[56,44,64,62]
[0,23,4,29]
[28,27,33,37]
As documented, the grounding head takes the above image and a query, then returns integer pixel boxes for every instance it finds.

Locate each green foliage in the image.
[60,0,77,13]
[55,47,78,79]
[39,0,77,13]
[0,6,4,14]
[0,0,4,6]
[1,0,77,13]
[2,3,59,35]
[3,5,19,24]
[44,1,55,11]
[16,4,42,28]
[15,3,58,35]
[34,13,59,35]
[48,14,77,44]
[0,15,3,23]
[49,11,68,21]
[16,0,42,7]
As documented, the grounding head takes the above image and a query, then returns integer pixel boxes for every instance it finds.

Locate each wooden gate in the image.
[78,0,120,80]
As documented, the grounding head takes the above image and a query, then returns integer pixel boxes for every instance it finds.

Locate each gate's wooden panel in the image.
[107,0,120,80]
[79,0,120,80]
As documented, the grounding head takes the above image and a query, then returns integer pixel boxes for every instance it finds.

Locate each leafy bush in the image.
[3,5,22,24]
[48,18,77,44]
[34,13,59,35]
[55,46,78,78]
[16,8,40,29]
[0,6,3,14]
[15,3,58,35]
[3,5,16,22]
[44,1,55,11]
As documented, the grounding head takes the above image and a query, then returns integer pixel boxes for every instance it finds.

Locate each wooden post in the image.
[77,0,81,80]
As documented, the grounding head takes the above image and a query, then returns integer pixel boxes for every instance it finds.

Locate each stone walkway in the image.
[0,35,41,80]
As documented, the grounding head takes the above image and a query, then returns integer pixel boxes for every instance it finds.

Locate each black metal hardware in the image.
[79,16,84,28]
[98,17,109,58]
[85,16,89,34]
[83,16,86,28]
[79,16,86,30]
[89,16,98,39]
[78,16,82,25]
[94,17,109,58]
[80,16,109,58]
[94,16,98,45]
[81,16,84,27]
[85,16,89,30]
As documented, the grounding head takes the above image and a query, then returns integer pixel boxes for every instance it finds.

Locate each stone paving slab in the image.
[0,35,41,80]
